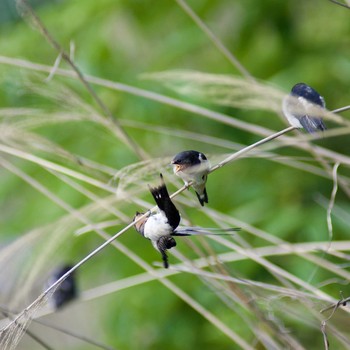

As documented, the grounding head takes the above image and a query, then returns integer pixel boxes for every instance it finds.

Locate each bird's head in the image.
[171,150,207,174]
[133,211,150,236]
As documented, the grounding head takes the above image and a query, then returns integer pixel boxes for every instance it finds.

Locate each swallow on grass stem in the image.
[46,265,77,310]
[133,174,239,268]
[282,82,326,133]
[171,150,210,206]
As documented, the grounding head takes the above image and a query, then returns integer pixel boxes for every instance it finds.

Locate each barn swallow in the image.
[46,265,77,309]
[134,174,240,268]
[171,150,210,206]
[282,83,326,133]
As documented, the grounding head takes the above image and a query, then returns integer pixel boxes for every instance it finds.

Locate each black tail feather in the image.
[157,236,177,268]
[160,249,169,269]
[149,174,180,229]
[195,187,208,206]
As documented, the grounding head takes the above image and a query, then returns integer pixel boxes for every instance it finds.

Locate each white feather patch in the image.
[143,213,173,241]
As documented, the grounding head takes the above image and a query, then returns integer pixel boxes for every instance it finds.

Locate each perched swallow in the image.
[282,83,326,133]
[134,174,180,268]
[47,265,77,309]
[171,150,210,206]
[134,174,240,268]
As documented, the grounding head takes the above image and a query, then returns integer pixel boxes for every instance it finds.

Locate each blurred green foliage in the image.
[1,1,350,349]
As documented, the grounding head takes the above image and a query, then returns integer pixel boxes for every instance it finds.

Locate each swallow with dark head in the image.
[47,265,77,310]
[134,174,240,268]
[171,150,210,206]
[282,82,326,133]
[134,174,180,268]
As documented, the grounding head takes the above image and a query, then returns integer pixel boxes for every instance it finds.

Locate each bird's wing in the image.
[300,115,326,133]
[173,226,240,236]
[149,174,180,230]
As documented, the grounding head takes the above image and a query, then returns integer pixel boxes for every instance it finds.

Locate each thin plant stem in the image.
[210,126,296,173]
[17,0,147,160]
[175,0,254,80]
[0,125,297,337]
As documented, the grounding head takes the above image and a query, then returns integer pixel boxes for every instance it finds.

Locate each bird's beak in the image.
[172,163,181,173]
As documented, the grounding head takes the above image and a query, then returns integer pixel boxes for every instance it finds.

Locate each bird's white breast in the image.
[143,213,173,241]
[282,95,303,128]
[176,161,210,186]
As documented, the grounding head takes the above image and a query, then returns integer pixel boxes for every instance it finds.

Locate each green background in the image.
[1,1,350,349]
